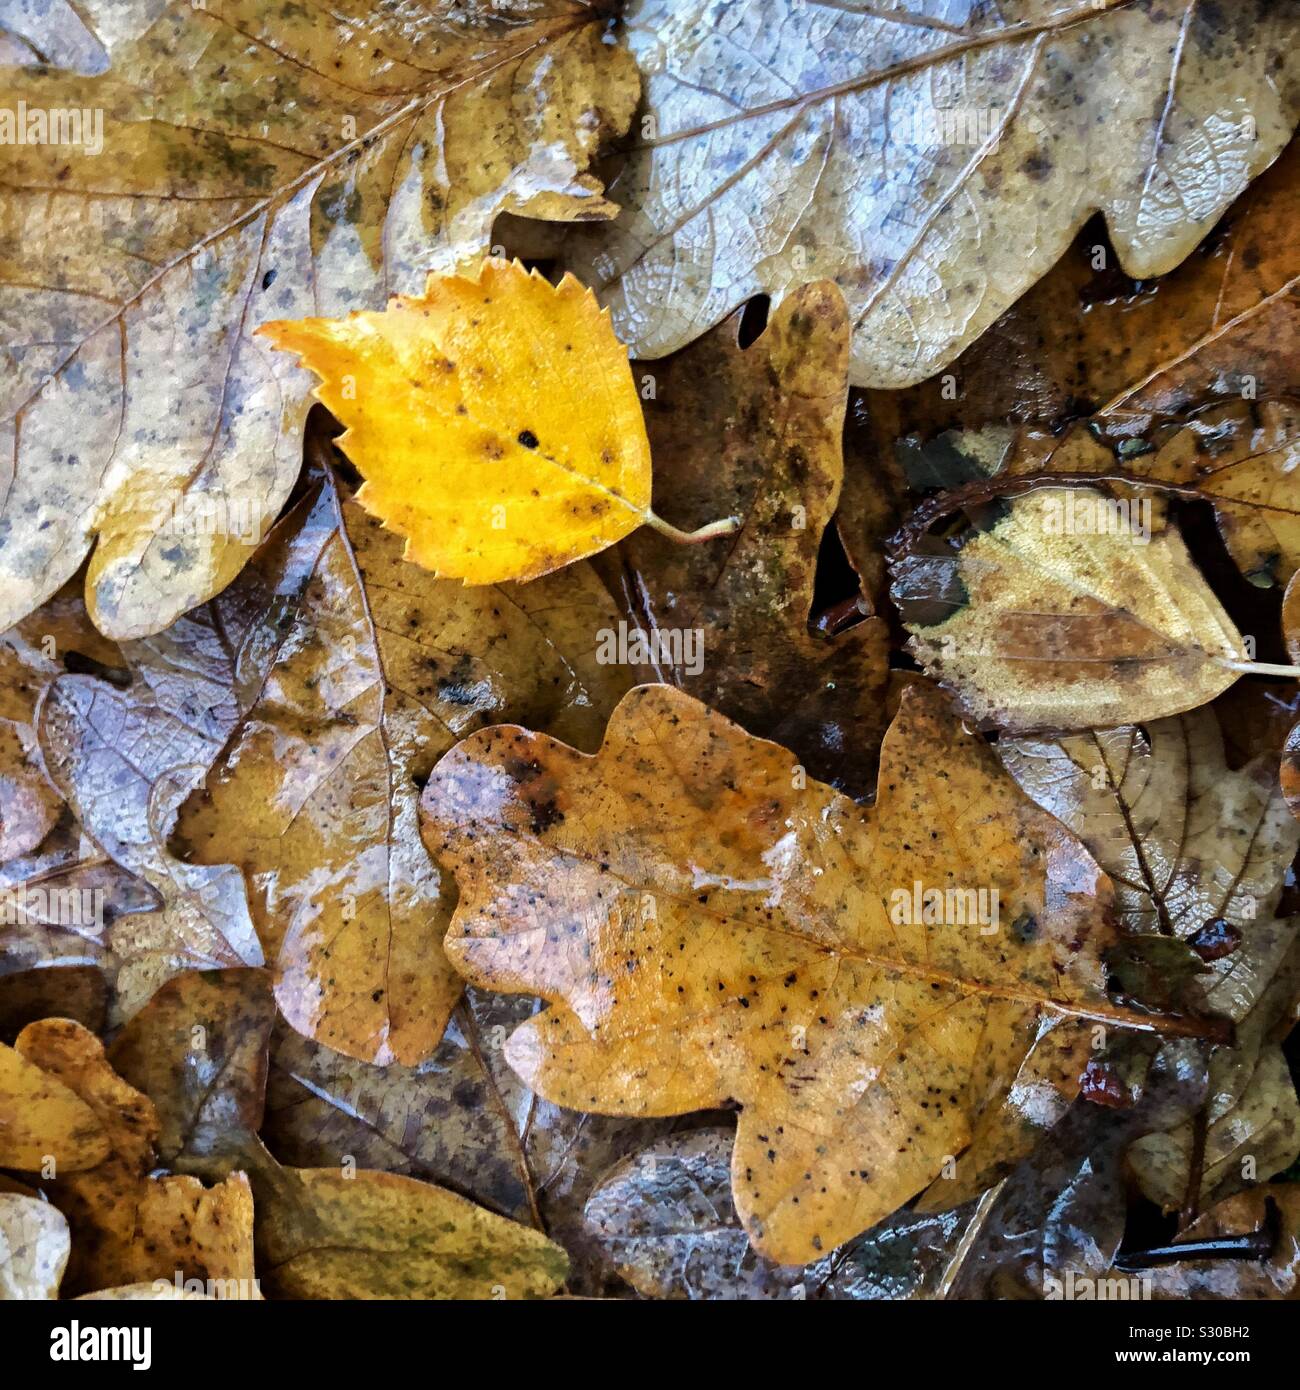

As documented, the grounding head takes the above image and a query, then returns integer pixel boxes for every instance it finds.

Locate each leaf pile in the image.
[3,1,1300,1301]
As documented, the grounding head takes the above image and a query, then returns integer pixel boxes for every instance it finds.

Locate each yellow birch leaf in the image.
[261,259,732,585]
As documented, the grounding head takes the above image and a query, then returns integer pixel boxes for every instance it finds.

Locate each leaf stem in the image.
[1215,658,1300,679]
[645,511,742,545]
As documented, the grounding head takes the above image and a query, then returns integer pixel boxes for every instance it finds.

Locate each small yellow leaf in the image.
[260,260,654,585]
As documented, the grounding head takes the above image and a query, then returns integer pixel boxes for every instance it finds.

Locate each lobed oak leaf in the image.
[566,0,1300,389]
[417,680,1222,1264]
[836,135,1300,605]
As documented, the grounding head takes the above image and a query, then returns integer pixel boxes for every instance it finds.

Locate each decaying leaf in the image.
[254,1165,567,1300]
[841,135,1300,451]
[593,281,891,797]
[13,1018,257,1296]
[0,1192,70,1299]
[418,680,1203,1263]
[582,1126,987,1300]
[1143,1185,1300,1299]
[107,967,276,1180]
[836,113,1300,607]
[569,0,1300,388]
[1000,707,1300,1023]
[37,654,263,1022]
[893,487,1246,732]
[0,1036,108,1172]
[940,405,1300,592]
[0,1,638,639]
[0,581,122,863]
[1127,945,1300,1215]
[106,967,573,1299]
[172,451,633,1065]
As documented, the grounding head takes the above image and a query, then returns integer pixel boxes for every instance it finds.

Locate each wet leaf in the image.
[37,660,264,1021]
[254,1165,568,1300]
[0,581,123,863]
[13,1018,257,1297]
[417,680,1197,1264]
[583,1126,987,1299]
[0,1036,109,1172]
[593,282,891,797]
[1128,945,1300,1215]
[568,0,1300,388]
[893,487,1245,732]
[842,137,1300,449]
[1143,1185,1300,1299]
[108,962,582,1299]
[172,452,633,1065]
[263,260,670,585]
[0,1193,69,1299]
[959,406,1300,591]
[0,1,638,638]
[1001,708,1300,1023]
[108,967,276,1179]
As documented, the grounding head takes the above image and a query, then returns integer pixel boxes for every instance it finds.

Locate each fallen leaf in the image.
[419,680,1207,1263]
[568,0,1300,387]
[37,668,263,1019]
[0,965,109,1042]
[262,259,741,585]
[108,963,580,1299]
[0,1036,108,1172]
[172,448,633,1064]
[0,1192,70,1299]
[0,581,123,862]
[835,131,1300,603]
[842,136,1300,447]
[583,1126,987,1300]
[592,281,891,797]
[0,1,637,639]
[255,1165,568,1300]
[1143,1185,1300,1299]
[1128,945,1300,1215]
[892,486,1246,732]
[980,405,1300,590]
[108,967,275,1180]
[1000,707,1300,1022]
[14,1017,258,1297]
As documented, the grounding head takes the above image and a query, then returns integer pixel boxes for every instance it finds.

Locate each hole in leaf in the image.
[736,294,770,348]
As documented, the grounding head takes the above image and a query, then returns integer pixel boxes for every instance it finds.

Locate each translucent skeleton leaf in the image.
[260,259,739,585]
